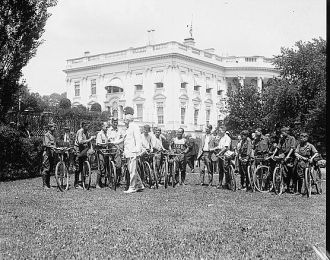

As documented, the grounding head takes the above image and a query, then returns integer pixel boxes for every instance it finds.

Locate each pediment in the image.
[179,94,189,101]
[204,98,213,105]
[192,96,202,103]
[153,93,167,100]
[133,96,146,102]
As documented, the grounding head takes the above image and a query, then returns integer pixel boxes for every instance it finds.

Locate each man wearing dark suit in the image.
[197,125,215,186]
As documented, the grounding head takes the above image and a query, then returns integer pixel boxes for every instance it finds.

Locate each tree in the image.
[90,103,102,112]
[224,82,263,135]
[58,98,71,109]
[0,0,57,121]
[265,38,326,147]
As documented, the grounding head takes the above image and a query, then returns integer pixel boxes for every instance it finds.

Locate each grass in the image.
[0,170,326,259]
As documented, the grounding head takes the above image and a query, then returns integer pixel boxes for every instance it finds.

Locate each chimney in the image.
[84,51,90,56]
[183,37,195,47]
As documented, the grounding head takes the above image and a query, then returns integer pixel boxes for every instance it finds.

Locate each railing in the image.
[66,41,274,69]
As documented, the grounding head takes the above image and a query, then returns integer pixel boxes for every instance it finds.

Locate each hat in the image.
[143,124,151,131]
[112,118,118,122]
[64,126,70,130]
[225,130,230,135]
[281,127,290,133]
[123,106,134,115]
[48,122,55,127]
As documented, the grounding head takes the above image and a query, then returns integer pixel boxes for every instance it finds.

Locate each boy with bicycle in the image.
[41,122,57,189]
[74,122,96,189]
[237,130,252,191]
[95,122,109,188]
[294,132,319,195]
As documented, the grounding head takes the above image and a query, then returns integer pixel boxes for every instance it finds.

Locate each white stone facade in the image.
[63,40,279,132]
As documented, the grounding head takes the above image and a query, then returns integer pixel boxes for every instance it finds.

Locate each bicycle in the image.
[160,151,183,188]
[272,156,291,195]
[137,150,158,189]
[217,154,237,191]
[303,160,323,197]
[54,147,75,191]
[74,143,93,190]
[95,145,117,190]
[253,156,273,193]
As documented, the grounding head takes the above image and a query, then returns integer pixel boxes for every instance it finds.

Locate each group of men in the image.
[41,106,320,196]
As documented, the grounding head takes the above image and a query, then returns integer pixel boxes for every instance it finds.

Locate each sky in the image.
[22,0,326,96]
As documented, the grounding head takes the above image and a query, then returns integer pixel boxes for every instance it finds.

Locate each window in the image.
[245,57,256,62]
[157,102,164,124]
[194,86,200,91]
[74,81,80,96]
[155,83,163,89]
[206,88,212,93]
[194,109,199,125]
[135,85,143,91]
[112,109,118,118]
[107,86,123,93]
[91,79,96,95]
[181,83,187,89]
[206,109,210,125]
[181,107,186,124]
[136,104,143,121]
[217,90,223,96]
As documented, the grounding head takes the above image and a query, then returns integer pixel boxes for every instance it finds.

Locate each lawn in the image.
[0,171,326,259]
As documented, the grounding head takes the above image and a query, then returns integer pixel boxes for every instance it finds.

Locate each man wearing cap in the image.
[141,124,153,153]
[252,128,270,160]
[152,128,165,184]
[95,122,109,188]
[197,125,215,186]
[272,127,296,193]
[110,106,144,193]
[215,130,232,189]
[74,122,96,189]
[41,123,57,189]
[294,132,319,195]
[107,118,124,185]
[238,130,252,191]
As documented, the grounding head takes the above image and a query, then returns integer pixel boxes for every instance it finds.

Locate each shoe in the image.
[294,192,301,195]
[124,188,137,194]
[43,186,51,190]
[240,187,247,191]
[216,185,222,189]
[200,182,204,186]
[96,185,102,189]
[74,185,83,190]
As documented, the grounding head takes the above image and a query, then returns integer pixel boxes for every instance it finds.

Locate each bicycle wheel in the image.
[82,160,91,190]
[254,166,271,193]
[172,160,177,187]
[273,166,284,195]
[109,161,117,191]
[228,165,236,191]
[312,166,323,195]
[152,162,159,189]
[122,164,130,191]
[55,161,69,191]
[304,167,312,198]
[163,161,169,189]
[247,165,255,192]
[143,161,153,188]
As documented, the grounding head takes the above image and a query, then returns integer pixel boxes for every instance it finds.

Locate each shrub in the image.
[0,124,43,181]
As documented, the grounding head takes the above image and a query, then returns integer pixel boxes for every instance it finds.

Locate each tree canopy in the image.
[0,0,57,121]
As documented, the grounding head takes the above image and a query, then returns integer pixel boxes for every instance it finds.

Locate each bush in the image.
[0,124,43,181]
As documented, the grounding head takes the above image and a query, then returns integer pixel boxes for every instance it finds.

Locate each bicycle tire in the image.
[305,167,312,198]
[109,161,117,191]
[247,165,255,192]
[163,161,169,189]
[254,166,271,193]
[312,166,323,195]
[144,161,154,188]
[55,161,69,191]
[123,165,130,191]
[228,165,236,191]
[172,160,177,187]
[82,160,91,190]
[152,161,159,189]
[273,166,283,195]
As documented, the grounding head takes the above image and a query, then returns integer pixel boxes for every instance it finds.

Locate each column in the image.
[257,77,263,92]
[238,76,245,87]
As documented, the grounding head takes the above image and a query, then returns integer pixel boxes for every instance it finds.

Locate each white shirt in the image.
[218,134,231,150]
[96,130,108,145]
[152,136,164,151]
[141,133,153,150]
[63,133,70,143]
[203,134,211,151]
[123,122,142,158]
[107,127,122,142]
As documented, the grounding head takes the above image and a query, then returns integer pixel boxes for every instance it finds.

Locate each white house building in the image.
[63,37,279,132]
